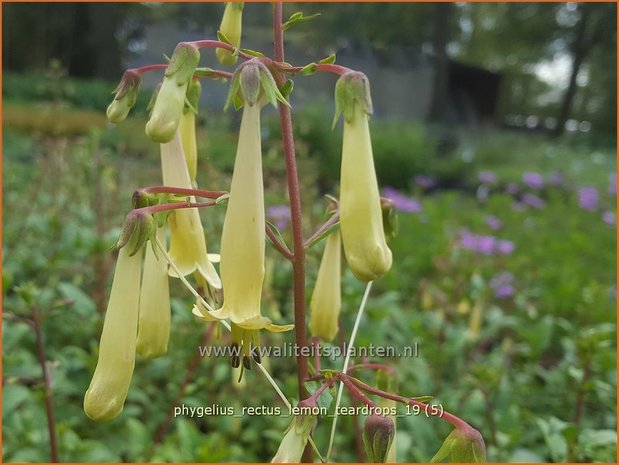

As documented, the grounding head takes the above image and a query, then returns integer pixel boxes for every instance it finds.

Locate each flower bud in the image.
[336,73,392,281]
[84,245,143,421]
[309,229,341,342]
[431,426,487,463]
[114,210,155,257]
[146,43,200,143]
[106,70,142,124]
[363,414,396,463]
[216,2,243,65]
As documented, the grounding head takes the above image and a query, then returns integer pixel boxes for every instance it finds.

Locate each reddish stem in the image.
[134,200,218,217]
[341,375,377,407]
[32,308,59,462]
[273,61,352,76]
[189,40,253,60]
[349,377,469,431]
[273,3,311,461]
[304,211,340,249]
[347,363,396,375]
[265,224,294,260]
[129,64,168,75]
[138,186,228,199]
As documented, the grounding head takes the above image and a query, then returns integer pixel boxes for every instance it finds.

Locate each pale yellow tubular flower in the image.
[179,79,202,185]
[271,413,317,463]
[309,229,342,342]
[178,110,198,185]
[136,226,171,359]
[160,133,221,289]
[193,102,292,365]
[216,2,244,65]
[84,245,143,421]
[340,104,392,281]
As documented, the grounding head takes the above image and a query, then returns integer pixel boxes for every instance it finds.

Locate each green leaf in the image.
[217,30,233,45]
[300,63,318,76]
[240,48,265,58]
[2,384,31,415]
[280,79,294,99]
[265,220,289,251]
[282,12,321,31]
[305,220,340,250]
[319,54,336,65]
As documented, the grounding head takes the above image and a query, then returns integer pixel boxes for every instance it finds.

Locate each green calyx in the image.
[165,42,201,85]
[184,79,202,115]
[114,211,156,257]
[106,70,142,123]
[224,60,289,110]
[430,426,487,463]
[332,71,373,128]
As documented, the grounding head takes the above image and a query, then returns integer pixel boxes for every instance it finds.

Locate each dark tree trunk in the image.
[428,2,453,123]
[553,6,594,137]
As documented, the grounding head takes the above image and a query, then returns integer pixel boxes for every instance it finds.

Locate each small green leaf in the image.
[319,54,336,65]
[305,220,340,250]
[240,48,265,57]
[282,12,321,31]
[265,220,289,251]
[280,79,294,99]
[300,63,318,76]
[217,30,232,45]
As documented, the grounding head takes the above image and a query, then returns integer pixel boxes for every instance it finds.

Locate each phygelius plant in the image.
[84,2,486,462]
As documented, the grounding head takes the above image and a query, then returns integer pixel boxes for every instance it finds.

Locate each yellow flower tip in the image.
[340,106,392,282]
[271,409,317,463]
[309,230,342,342]
[136,227,171,359]
[217,2,243,66]
[83,246,142,421]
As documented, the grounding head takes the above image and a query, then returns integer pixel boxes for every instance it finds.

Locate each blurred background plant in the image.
[2,2,616,462]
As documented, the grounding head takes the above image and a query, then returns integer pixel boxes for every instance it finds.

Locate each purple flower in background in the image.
[382,187,422,213]
[497,240,515,255]
[485,215,502,231]
[609,174,616,195]
[548,171,564,186]
[477,235,497,255]
[522,193,545,209]
[522,172,544,189]
[578,186,599,211]
[414,175,436,189]
[458,230,514,256]
[490,272,515,298]
[505,182,520,195]
[603,211,616,226]
[267,205,291,230]
[478,171,497,185]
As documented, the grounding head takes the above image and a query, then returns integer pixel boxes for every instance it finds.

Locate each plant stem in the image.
[326,282,373,461]
[31,307,59,462]
[304,211,340,249]
[273,3,312,461]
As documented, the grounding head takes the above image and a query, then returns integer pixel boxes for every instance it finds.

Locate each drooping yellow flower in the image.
[309,229,342,342]
[160,133,221,289]
[84,245,143,421]
[337,72,392,282]
[216,2,244,65]
[136,226,171,359]
[193,96,292,366]
[271,410,317,462]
